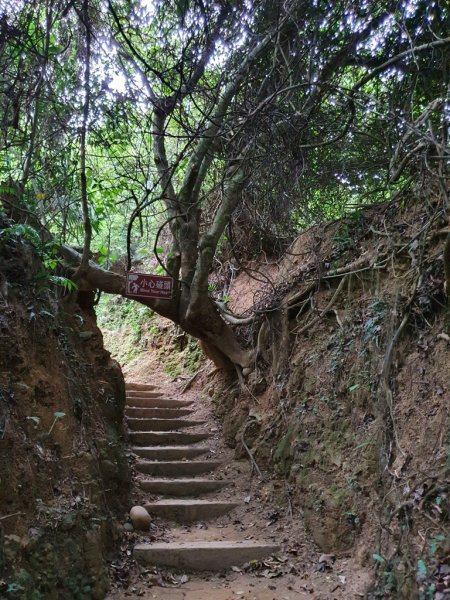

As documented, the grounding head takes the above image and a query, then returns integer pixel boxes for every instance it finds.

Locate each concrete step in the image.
[126,383,157,391]
[136,460,222,477]
[126,390,164,399]
[126,418,205,432]
[131,446,210,461]
[126,397,193,409]
[129,431,210,445]
[134,541,280,571]
[125,407,194,419]
[144,499,239,522]
[139,478,230,496]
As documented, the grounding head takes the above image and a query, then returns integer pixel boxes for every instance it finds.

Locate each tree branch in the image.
[75,0,92,277]
[352,37,450,93]
[188,164,245,316]
[179,19,288,209]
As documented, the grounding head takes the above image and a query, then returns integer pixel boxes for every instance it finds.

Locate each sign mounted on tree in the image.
[125,273,173,299]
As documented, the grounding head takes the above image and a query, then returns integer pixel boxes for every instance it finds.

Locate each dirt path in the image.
[106,368,371,600]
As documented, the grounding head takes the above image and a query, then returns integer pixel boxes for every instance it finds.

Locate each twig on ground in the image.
[0,512,24,521]
[180,368,205,394]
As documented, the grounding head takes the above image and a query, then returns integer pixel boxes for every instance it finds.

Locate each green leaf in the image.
[53,411,66,418]
[372,553,385,564]
[0,185,18,196]
[417,559,427,580]
[7,583,25,593]
[44,259,58,270]
[0,223,41,247]
[26,416,40,425]
[79,331,93,339]
[348,384,360,392]
[48,276,78,291]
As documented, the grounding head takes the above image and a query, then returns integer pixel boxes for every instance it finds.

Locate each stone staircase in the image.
[125,382,280,572]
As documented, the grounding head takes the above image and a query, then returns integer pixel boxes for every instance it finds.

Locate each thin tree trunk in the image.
[21,0,52,188]
[77,0,92,276]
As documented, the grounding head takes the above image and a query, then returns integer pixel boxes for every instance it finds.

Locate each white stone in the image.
[129,506,151,531]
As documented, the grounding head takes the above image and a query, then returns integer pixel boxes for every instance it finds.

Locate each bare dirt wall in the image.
[218,190,450,597]
[0,219,129,600]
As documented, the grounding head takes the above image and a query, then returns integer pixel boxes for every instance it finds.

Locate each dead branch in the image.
[0,512,24,521]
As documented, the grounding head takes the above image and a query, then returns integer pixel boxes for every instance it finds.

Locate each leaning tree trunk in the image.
[59,246,253,370]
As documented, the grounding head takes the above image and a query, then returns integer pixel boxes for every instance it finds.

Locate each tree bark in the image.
[59,245,252,368]
[76,0,92,277]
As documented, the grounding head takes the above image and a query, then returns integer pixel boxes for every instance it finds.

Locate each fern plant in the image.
[1,223,77,291]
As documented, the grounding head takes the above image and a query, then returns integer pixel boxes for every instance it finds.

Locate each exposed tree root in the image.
[444,234,450,297]
[179,368,205,394]
[379,310,409,458]
[240,418,263,480]
[293,274,349,336]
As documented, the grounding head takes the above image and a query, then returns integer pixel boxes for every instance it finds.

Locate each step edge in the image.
[144,500,239,506]
[136,460,222,465]
[139,478,232,483]
[134,542,280,550]
[131,446,211,450]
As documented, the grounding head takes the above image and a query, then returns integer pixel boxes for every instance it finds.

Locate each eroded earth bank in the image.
[0,219,129,599]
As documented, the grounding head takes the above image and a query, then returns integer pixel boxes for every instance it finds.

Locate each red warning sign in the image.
[125,273,173,299]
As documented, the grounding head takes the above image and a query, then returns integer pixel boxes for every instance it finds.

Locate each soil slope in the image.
[218,189,450,598]
[0,217,129,600]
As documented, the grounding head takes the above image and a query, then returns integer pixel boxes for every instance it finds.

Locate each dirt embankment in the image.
[0,218,129,600]
[213,189,450,597]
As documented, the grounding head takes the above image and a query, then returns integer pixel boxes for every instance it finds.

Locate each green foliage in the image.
[6,582,25,594]
[97,296,154,362]
[48,276,77,291]
[183,338,203,374]
[372,553,397,597]
[163,353,182,378]
[372,553,385,564]
[175,0,190,19]
[97,294,204,375]
[26,416,40,425]
[428,534,445,556]
[97,296,152,337]
[0,223,76,292]
[1,0,446,276]
[363,298,387,346]
[47,411,65,435]
[0,223,41,247]
[332,224,353,251]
